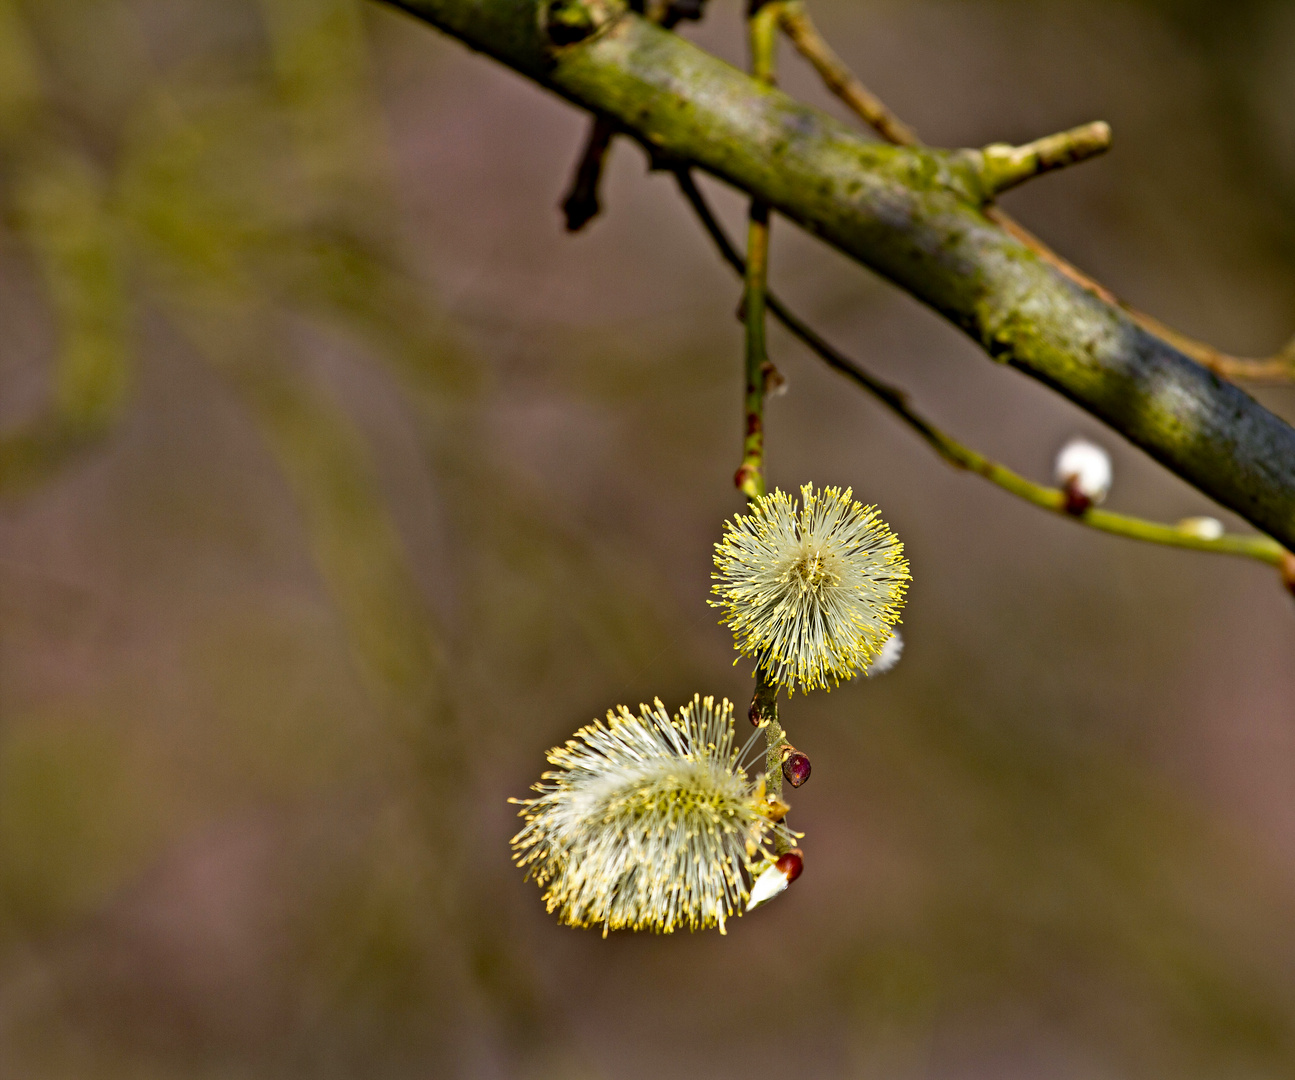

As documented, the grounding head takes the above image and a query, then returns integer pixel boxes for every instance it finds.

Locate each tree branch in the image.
[674,169,1286,567]
[379,0,1295,550]
[776,0,1295,386]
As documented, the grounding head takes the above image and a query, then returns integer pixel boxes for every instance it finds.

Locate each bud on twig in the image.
[776,849,804,883]
[760,359,788,398]
[759,794,790,823]
[1281,551,1295,599]
[781,746,811,787]
[866,631,903,676]
[1176,516,1224,541]
[979,121,1112,199]
[1054,438,1111,515]
[746,847,804,910]
[542,0,615,47]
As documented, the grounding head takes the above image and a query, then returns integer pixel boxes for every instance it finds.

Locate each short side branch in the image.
[977,122,1112,198]
[561,115,617,230]
[381,0,1295,548]
[675,169,1287,568]
[777,0,916,146]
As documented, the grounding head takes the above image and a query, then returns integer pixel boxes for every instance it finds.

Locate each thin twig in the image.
[674,168,1287,568]
[978,123,1112,196]
[560,116,616,231]
[744,0,791,810]
[559,1,700,232]
[736,0,783,503]
[737,196,772,500]
[777,1,916,147]
[776,0,1295,384]
[1118,309,1295,383]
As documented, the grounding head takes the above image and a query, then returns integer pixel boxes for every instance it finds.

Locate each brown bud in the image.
[1281,550,1295,599]
[748,699,763,726]
[542,0,611,46]
[775,848,803,884]
[782,749,811,788]
[760,360,787,398]
[1062,477,1091,516]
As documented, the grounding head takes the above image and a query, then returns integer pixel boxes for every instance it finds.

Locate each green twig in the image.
[735,0,783,502]
[775,0,1295,386]
[776,0,917,146]
[977,122,1112,198]
[674,168,1287,568]
[737,199,771,501]
[742,1,791,810]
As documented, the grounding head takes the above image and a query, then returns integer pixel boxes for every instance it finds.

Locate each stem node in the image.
[978,121,1112,199]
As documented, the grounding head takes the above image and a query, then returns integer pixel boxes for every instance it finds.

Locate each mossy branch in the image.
[380,0,1295,550]
[674,169,1287,568]
[773,0,1295,386]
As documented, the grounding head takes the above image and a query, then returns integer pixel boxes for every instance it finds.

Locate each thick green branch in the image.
[675,170,1286,567]
[380,0,1295,550]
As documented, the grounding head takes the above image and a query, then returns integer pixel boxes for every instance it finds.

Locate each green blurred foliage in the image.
[0,1,1294,1078]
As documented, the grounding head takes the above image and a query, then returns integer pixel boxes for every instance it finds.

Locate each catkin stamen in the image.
[711,483,910,692]
[510,696,797,934]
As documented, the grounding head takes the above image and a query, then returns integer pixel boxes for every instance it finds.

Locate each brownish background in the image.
[2,0,1295,1076]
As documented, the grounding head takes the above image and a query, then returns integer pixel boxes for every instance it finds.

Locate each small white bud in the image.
[1054,438,1111,512]
[867,631,903,677]
[1177,516,1224,540]
[760,360,788,398]
[746,862,789,911]
[745,850,803,911]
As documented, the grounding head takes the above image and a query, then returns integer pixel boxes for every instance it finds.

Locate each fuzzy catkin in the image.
[510,695,790,935]
[711,483,909,692]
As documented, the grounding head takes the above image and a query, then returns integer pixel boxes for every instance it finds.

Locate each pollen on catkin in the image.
[510,695,794,936]
[711,483,909,692]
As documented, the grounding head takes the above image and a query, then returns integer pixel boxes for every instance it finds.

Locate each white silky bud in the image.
[745,850,803,911]
[867,631,903,677]
[1054,438,1111,510]
[1177,516,1224,540]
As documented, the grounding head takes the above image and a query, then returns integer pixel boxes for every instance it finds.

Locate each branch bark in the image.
[380,0,1295,550]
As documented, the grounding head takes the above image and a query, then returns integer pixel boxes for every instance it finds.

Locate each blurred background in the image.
[2,0,1295,1076]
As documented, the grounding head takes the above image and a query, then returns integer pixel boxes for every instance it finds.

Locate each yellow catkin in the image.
[510,696,795,935]
[711,483,910,692]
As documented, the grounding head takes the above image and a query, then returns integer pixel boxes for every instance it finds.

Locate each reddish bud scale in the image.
[1282,551,1295,599]
[1062,478,1091,516]
[734,463,759,496]
[775,849,803,884]
[782,750,811,788]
